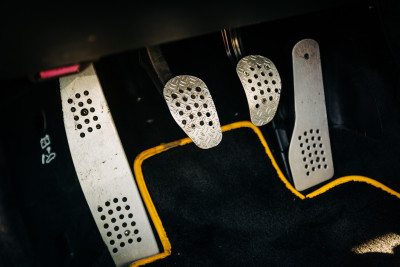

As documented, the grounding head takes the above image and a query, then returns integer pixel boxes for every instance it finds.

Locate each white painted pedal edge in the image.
[289,39,334,191]
[60,64,159,266]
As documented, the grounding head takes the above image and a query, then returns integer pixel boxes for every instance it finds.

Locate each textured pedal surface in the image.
[164,75,222,149]
[236,55,282,126]
[289,39,334,191]
[60,64,159,266]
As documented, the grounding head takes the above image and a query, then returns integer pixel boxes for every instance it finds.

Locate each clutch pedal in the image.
[289,39,334,191]
[236,55,282,126]
[60,64,159,266]
[164,75,222,149]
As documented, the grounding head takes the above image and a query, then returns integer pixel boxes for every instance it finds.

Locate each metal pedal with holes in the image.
[289,39,334,191]
[164,75,222,149]
[236,55,282,126]
[60,64,159,266]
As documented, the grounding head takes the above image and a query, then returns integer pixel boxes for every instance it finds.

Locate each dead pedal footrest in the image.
[163,75,222,149]
[236,55,282,126]
[289,39,334,191]
[60,64,159,266]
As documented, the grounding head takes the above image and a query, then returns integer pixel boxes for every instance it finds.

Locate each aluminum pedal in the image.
[236,55,282,126]
[289,39,334,191]
[163,75,222,149]
[60,64,159,266]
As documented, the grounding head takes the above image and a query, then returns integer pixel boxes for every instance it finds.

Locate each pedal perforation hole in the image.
[301,129,328,175]
[137,237,142,242]
[98,197,141,251]
[70,90,102,137]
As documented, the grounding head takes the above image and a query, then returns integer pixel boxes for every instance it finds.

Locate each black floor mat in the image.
[141,127,400,267]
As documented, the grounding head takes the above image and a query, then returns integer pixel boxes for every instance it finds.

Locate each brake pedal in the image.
[289,39,334,191]
[60,64,159,266]
[163,75,222,149]
[236,55,282,126]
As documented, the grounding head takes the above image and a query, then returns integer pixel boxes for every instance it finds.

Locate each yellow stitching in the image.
[131,120,400,266]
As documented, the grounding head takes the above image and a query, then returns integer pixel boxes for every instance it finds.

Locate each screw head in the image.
[124,230,130,236]
[264,64,271,70]
[244,71,249,76]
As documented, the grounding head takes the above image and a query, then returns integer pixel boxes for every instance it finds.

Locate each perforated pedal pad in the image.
[60,64,159,266]
[163,75,222,149]
[236,55,282,126]
[289,39,334,191]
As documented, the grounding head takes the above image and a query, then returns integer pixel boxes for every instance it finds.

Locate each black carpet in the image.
[142,127,400,267]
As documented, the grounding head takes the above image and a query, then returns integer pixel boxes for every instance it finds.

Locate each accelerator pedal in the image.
[236,55,282,126]
[60,64,159,266]
[289,39,334,191]
[164,75,222,149]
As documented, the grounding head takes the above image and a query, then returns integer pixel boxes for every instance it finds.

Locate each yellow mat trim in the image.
[131,120,400,266]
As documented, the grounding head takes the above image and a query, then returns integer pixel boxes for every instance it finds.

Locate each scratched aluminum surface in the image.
[164,75,222,149]
[236,55,282,126]
[289,39,334,191]
[60,64,159,266]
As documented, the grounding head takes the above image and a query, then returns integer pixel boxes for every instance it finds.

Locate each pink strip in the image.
[40,64,80,79]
